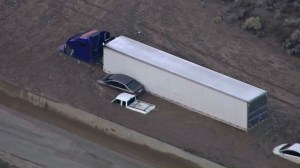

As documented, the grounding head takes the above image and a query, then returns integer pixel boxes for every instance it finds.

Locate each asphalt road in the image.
[0,104,154,168]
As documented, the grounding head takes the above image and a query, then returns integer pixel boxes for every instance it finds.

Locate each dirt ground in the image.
[0,0,299,168]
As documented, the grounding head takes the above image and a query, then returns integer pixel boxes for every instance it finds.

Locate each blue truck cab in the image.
[59,30,111,64]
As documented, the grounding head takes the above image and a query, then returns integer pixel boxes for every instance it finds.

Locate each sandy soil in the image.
[0,0,299,168]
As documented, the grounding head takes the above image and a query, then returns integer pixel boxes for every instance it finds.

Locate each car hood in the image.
[273,144,287,154]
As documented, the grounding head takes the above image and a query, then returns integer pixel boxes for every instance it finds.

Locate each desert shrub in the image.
[283,29,300,56]
[242,16,263,31]
[213,16,222,24]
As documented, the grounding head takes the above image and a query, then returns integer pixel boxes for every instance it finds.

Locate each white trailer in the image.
[103,36,267,131]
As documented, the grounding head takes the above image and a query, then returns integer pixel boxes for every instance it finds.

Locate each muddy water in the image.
[0,91,200,168]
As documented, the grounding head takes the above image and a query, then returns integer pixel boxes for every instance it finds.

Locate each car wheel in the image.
[64,45,74,56]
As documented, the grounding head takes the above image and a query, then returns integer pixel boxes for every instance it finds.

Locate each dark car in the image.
[97,74,145,96]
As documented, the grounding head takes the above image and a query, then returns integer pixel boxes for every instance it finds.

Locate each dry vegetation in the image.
[219,0,300,56]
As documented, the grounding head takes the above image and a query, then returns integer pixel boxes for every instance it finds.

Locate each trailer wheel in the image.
[64,46,74,56]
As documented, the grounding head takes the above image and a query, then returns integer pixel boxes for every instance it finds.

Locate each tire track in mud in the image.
[53,0,108,21]
[77,0,142,13]
[76,0,111,12]
[54,0,141,20]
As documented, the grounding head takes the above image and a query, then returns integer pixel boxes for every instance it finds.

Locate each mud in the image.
[0,0,299,168]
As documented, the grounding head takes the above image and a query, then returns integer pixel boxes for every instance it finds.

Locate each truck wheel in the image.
[64,46,74,56]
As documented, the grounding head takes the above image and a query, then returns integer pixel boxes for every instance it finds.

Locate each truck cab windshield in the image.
[127,97,136,105]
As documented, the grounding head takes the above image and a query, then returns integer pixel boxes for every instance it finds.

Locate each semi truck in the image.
[58,30,111,64]
[60,30,267,131]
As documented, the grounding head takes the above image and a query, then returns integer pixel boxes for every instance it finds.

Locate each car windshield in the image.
[281,144,293,150]
[127,80,140,90]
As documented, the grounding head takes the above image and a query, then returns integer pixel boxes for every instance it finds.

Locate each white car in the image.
[112,93,155,114]
[273,143,300,164]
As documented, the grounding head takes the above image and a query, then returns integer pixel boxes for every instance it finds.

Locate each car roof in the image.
[115,93,135,101]
[107,74,133,84]
[287,143,300,153]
